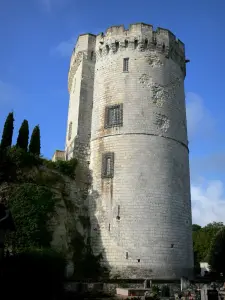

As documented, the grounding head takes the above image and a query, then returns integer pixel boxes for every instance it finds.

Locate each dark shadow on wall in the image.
[72,158,111,282]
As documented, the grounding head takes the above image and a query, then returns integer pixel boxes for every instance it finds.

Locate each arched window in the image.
[68,121,72,141]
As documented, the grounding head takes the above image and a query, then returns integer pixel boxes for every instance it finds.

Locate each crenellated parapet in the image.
[68,23,187,93]
[95,23,186,75]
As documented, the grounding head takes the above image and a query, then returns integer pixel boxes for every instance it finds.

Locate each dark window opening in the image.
[108,223,110,231]
[137,259,140,263]
[126,252,128,259]
[105,104,123,128]
[106,45,109,54]
[144,39,148,49]
[116,205,120,220]
[171,244,174,248]
[125,40,128,48]
[115,41,119,51]
[102,152,114,178]
[123,58,129,72]
[90,51,94,60]
[162,43,165,51]
[134,40,138,49]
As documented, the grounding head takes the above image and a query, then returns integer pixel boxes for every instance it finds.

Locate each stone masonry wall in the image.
[66,34,96,161]
[89,23,193,279]
[66,23,194,280]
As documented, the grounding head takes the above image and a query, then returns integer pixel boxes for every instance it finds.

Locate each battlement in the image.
[68,23,186,92]
[95,23,186,76]
[95,23,184,54]
[69,23,185,62]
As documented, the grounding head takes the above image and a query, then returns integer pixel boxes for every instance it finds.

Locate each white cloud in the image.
[50,37,76,58]
[186,92,215,141]
[191,179,225,226]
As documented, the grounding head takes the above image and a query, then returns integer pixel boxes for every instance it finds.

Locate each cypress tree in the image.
[29,125,41,156]
[0,112,14,149]
[16,119,29,151]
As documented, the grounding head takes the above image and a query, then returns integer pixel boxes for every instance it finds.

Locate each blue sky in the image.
[1,0,225,225]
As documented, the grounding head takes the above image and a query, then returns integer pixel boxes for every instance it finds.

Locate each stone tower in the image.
[66,23,194,279]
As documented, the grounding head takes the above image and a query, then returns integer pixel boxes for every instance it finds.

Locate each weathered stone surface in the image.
[65,23,193,279]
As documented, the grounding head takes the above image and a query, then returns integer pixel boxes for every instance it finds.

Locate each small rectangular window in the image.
[102,152,114,178]
[105,104,123,128]
[123,58,129,72]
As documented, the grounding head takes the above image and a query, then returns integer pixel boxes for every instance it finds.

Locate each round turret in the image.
[89,23,193,279]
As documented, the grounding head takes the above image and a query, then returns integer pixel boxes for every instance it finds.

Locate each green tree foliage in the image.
[0,111,106,283]
[16,119,29,151]
[29,125,41,156]
[43,157,78,179]
[0,112,14,149]
[0,147,41,184]
[208,227,225,275]
[192,224,202,232]
[5,183,57,252]
[193,222,224,270]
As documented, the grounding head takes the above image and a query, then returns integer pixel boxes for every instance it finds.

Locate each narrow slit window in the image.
[123,58,129,72]
[102,152,114,178]
[106,157,111,176]
[105,104,123,128]
[116,205,120,220]
[134,40,138,49]
[126,252,128,259]
[125,40,128,48]
[106,45,109,54]
[90,51,94,60]
[118,205,120,216]
[108,223,110,231]
[115,41,119,52]
[144,39,148,49]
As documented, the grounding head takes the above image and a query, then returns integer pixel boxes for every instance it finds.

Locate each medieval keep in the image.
[62,23,194,279]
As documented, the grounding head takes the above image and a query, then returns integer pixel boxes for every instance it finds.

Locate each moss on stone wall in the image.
[0,146,107,280]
